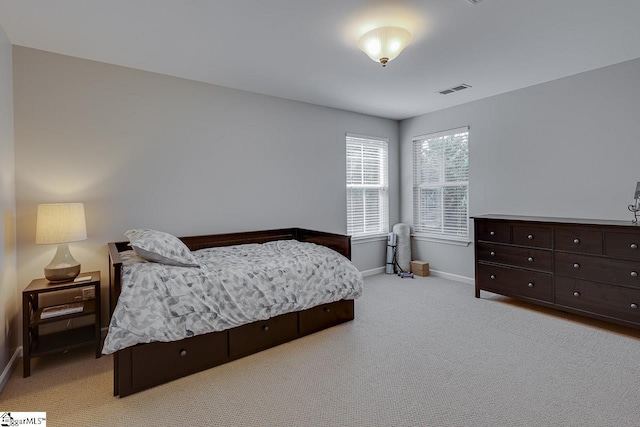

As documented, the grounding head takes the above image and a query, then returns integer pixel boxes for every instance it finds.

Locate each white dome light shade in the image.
[358,26,412,67]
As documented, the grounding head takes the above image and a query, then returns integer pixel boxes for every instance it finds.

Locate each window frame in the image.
[412,127,470,245]
[346,133,389,240]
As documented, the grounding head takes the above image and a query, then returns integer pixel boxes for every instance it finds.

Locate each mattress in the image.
[102,240,363,354]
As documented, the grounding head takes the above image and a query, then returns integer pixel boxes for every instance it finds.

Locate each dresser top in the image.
[471,214,640,229]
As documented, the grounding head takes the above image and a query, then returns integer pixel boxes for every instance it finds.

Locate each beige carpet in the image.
[2,274,639,426]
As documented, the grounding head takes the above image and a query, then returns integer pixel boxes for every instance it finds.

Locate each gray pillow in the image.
[124,229,199,267]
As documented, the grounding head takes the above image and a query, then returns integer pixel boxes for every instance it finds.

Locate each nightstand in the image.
[22,271,101,377]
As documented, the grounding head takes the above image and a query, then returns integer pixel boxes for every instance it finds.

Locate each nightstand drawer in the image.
[477,263,553,302]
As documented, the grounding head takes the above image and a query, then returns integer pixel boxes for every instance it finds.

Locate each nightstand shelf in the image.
[30,325,96,357]
[22,271,101,377]
[31,299,96,326]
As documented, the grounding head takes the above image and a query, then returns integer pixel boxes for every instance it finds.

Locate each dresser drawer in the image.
[555,252,640,288]
[554,228,602,255]
[477,242,552,272]
[477,263,553,302]
[605,231,640,261]
[131,330,228,391]
[476,221,510,244]
[512,225,552,248]
[299,299,354,336]
[556,277,640,325]
[229,312,298,359]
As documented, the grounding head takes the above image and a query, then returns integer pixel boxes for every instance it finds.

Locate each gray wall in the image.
[400,57,640,280]
[0,24,17,386]
[13,47,399,331]
[12,43,640,361]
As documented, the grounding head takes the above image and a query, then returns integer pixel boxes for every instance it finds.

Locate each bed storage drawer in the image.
[130,331,228,392]
[299,299,355,336]
[229,312,298,359]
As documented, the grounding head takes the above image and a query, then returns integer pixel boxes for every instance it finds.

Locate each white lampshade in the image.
[36,203,87,282]
[36,203,87,244]
[358,26,412,67]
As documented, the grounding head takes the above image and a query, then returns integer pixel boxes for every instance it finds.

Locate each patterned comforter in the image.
[102,240,363,354]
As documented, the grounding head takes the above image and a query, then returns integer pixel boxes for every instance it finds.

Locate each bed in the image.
[107,227,362,397]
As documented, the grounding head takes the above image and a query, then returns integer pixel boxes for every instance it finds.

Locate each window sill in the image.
[412,234,471,247]
[351,234,388,244]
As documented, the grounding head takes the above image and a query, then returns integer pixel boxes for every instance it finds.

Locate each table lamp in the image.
[36,203,87,282]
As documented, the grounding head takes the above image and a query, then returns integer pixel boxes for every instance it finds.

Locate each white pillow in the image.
[124,229,199,267]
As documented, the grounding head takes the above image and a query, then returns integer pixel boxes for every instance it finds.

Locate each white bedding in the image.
[102,240,363,354]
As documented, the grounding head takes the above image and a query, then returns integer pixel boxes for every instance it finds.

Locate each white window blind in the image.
[413,127,469,238]
[346,134,389,238]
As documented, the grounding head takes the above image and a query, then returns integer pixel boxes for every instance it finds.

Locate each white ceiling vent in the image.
[437,84,472,95]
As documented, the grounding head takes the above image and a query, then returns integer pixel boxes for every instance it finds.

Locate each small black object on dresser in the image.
[473,215,640,328]
[22,271,101,377]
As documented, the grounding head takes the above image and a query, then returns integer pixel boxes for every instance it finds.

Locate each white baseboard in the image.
[360,266,385,277]
[359,266,475,284]
[429,269,474,285]
[0,346,22,393]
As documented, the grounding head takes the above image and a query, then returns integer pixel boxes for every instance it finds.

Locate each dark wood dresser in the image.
[473,214,640,328]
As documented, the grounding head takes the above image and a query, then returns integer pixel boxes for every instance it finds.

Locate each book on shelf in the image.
[40,302,84,319]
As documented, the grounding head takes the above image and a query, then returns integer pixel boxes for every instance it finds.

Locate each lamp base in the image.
[45,265,81,283]
[44,243,81,283]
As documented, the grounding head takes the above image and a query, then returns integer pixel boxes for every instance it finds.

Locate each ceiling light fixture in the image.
[358,26,412,67]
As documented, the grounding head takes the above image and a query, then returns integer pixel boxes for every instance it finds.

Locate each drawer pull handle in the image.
[527,257,534,262]
[573,291,580,297]
[573,238,580,244]
[490,274,496,280]
[573,263,580,269]
[528,282,534,288]
[489,231,495,236]
[262,325,270,332]
[631,243,638,250]
[490,251,496,257]
[527,234,534,240]
[180,349,187,357]
[323,307,331,313]
[631,303,638,309]
[632,271,638,278]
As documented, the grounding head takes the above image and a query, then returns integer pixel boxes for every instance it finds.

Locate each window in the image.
[413,127,469,240]
[346,134,389,238]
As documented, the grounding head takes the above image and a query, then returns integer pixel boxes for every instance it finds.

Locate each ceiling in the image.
[1,0,640,120]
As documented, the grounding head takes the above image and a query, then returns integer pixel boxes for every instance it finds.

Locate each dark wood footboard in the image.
[107,228,355,397]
